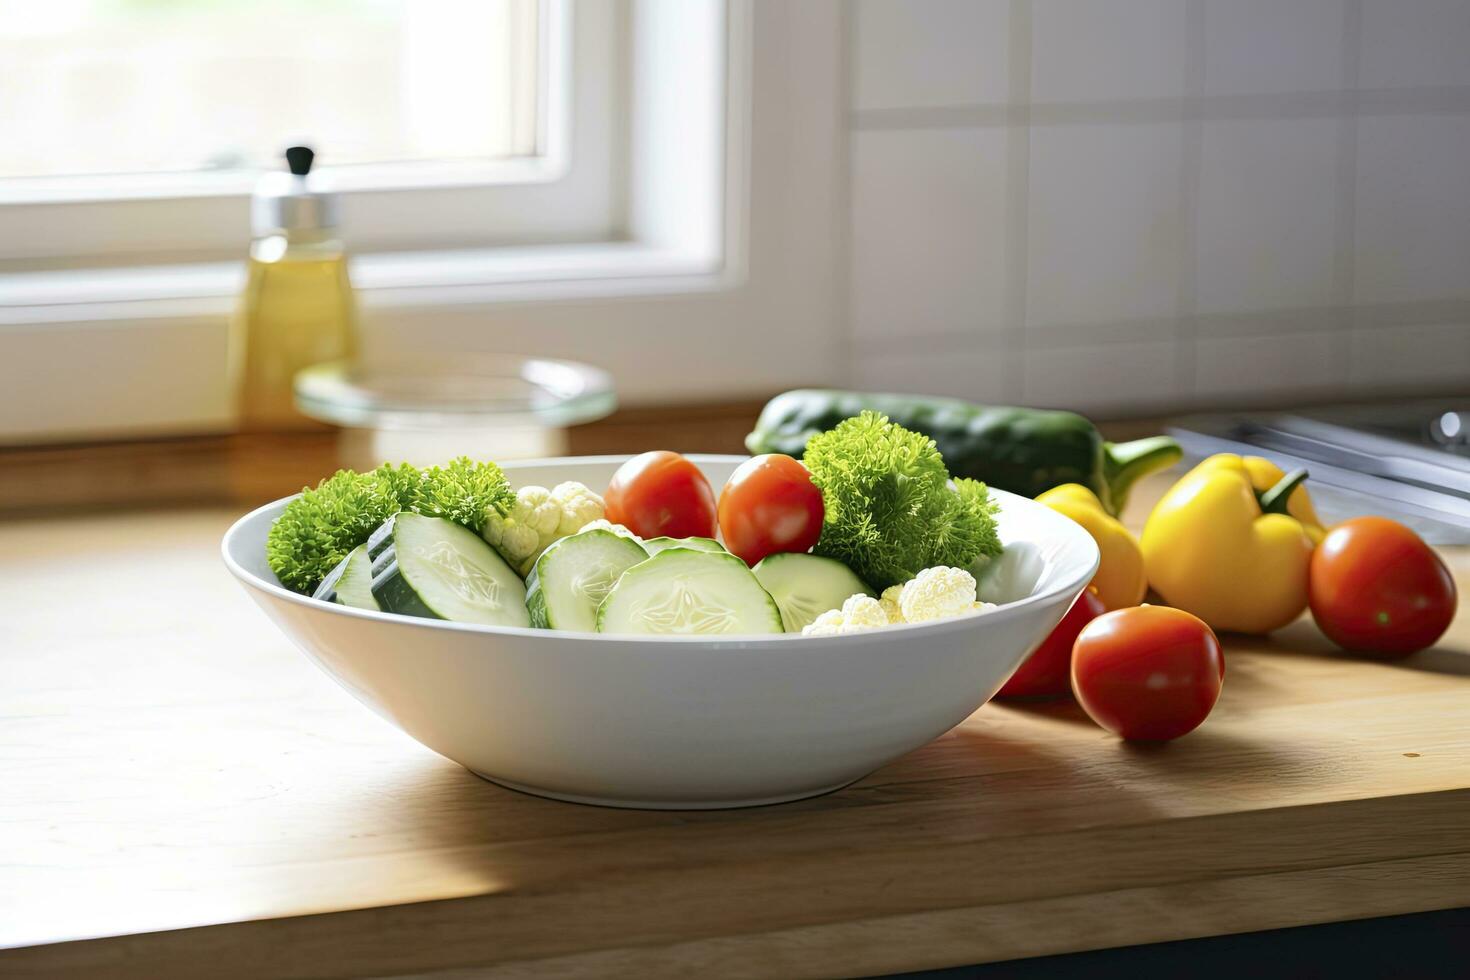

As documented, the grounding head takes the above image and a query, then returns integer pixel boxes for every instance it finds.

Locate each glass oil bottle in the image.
[233,146,357,431]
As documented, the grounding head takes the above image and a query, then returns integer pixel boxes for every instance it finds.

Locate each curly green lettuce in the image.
[266,457,515,594]
[266,465,408,593]
[804,411,1002,590]
[375,461,426,512]
[411,457,515,533]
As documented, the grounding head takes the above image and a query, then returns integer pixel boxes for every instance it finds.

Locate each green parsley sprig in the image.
[265,458,515,594]
[804,411,1001,589]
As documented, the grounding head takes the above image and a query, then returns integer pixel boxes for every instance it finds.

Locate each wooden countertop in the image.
[3,447,1469,977]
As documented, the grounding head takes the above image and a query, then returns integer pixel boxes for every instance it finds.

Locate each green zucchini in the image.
[745,389,1180,515]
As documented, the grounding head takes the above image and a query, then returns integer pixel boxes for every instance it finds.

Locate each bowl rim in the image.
[222,454,1100,646]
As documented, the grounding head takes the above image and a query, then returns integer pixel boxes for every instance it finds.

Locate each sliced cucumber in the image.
[526,528,649,631]
[644,535,726,555]
[596,548,783,636]
[365,514,398,561]
[313,544,379,610]
[370,512,529,627]
[751,552,874,632]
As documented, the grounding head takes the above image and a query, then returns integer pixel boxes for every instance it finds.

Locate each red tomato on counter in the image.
[1071,606,1223,741]
[1309,517,1456,658]
[996,589,1107,699]
[604,451,718,540]
[718,454,824,565]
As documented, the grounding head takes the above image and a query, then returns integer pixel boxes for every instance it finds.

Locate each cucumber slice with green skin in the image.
[751,552,874,633]
[365,515,398,562]
[643,535,726,555]
[596,548,784,635]
[526,529,649,631]
[370,513,529,627]
[370,558,436,618]
[313,550,351,603]
[312,544,380,610]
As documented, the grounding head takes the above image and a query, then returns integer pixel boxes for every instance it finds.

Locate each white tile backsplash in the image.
[850,128,1010,342]
[1023,340,1181,412]
[1349,323,1470,386]
[1027,123,1183,328]
[840,0,1469,415]
[1196,117,1340,314]
[1195,332,1339,398]
[1361,0,1470,90]
[1203,0,1346,96]
[1354,114,1470,304]
[854,344,1018,404]
[1031,0,1187,103]
[853,0,1010,110]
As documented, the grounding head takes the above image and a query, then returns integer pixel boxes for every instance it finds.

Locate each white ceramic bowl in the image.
[223,455,1098,809]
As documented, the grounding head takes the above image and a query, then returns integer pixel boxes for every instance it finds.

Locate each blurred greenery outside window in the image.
[0,0,540,182]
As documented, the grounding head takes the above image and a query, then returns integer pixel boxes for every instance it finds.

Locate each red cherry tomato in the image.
[997,589,1107,699]
[604,451,718,539]
[1071,606,1223,741]
[1309,516,1456,658]
[717,454,825,565]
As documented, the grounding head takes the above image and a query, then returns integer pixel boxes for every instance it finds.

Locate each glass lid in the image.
[294,354,616,430]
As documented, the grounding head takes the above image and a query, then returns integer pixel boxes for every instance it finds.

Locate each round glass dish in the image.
[294,354,616,431]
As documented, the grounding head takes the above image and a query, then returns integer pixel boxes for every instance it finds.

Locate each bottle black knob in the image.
[285,146,315,177]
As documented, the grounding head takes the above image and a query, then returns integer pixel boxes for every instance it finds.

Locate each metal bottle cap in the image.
[251,146,339,236]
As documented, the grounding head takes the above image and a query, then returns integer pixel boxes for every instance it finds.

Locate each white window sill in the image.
[0,242,738,445]
[0,243,731,327]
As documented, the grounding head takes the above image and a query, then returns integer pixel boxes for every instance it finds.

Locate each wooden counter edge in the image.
[5,789,1467,980]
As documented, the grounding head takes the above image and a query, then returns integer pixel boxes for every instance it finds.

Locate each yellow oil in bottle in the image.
[233,146,357,431]
[235,234,356,431]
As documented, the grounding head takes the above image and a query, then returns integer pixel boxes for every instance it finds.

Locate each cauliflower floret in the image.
[801,593,891,636]
[519,486,565,537]
[804,569,995,636]
[551,481,605,536]
[480,503,541,561]
[899,565,979,623]
[482,481,606,575]
[811,608,844,627]
[878,584,907,624]
[802,608,846,636]
[840,594,889,630]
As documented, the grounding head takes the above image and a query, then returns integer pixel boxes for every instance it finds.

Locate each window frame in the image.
[0,0,619,266]
[0,0,776,446]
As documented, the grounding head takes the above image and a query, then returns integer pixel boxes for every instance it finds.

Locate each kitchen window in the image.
[0,0,746,442]
[2,0,540,184]
[0,0,615,262]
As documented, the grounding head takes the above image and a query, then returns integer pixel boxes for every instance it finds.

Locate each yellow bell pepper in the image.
[1141,454,1324,634]
[1037,483,1147,610]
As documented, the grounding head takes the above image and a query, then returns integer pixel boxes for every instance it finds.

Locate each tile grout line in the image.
[1174,0,1207,399]
[1001,0,1033,404]
[836,0,859,389]
[850,85,1470,132]
[1333,0,1365,383]
[855,298,1470,360]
